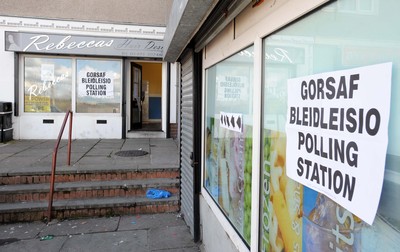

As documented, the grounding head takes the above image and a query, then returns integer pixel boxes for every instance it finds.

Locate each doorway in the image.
[131,62,142,130]
[127,61,164,137]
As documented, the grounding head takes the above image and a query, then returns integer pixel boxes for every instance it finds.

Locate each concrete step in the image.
[0,178,179,203]
[0,167,179,185]
[0,196,179,223]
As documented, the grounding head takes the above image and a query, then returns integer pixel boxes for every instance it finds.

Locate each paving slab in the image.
[149,225,196,251]
[125,139,150,145]
[153,247,200,252]
[12,148,53,157]
[39,217,119,236]
[113,154,151,165]
[85,148,114,156]
[0,236,67,252]
[0,221,46,240]
[76,156,115,166]
[61,230,149,252]
[0,157,44,173]
[0,213,200,252]
[118,213,185,231]
[150,152,179,166]
[0,153,12,161]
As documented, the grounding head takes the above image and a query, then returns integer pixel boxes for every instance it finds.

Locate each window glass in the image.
[24,57,72,113]
[204,46,254,245]
[261,0,400,251]
[76,59,122,113]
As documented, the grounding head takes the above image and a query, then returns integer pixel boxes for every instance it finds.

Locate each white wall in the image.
[200,196,240,252]
[169,62,178,124]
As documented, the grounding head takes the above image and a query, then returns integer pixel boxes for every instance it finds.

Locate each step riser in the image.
[0,204,180,223]
[0,186,180,203]
[0,170,180,185]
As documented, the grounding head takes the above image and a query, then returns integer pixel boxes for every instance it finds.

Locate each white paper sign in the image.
[286,62,392,225]
[220,112,243,133]
[78,71,114,98]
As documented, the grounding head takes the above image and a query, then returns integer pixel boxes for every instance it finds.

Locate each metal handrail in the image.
[47,110,73,221]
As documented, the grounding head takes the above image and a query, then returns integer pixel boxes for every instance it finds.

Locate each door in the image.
[180,49,201,242]
[131,63,142,129]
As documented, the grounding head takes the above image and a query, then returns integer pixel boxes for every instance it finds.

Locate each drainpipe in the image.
[192,50,202,243]
[166,62,171,138]
[121,59,128,139]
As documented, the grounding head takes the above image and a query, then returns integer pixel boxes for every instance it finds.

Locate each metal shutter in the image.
[180,51,194,235]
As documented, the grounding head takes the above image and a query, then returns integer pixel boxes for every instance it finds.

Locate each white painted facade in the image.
[0,16,176,140]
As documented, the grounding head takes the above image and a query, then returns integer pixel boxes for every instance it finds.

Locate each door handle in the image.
[190,152,198,167]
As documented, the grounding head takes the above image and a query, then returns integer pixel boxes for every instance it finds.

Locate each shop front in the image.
[1,19,170,139]
[197,0,400,251]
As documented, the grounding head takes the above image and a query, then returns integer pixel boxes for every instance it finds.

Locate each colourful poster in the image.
[261,130,366,252]
[261,130,302,252]
[204,116,252,243]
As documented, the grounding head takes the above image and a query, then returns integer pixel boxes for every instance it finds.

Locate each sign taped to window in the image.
[78,71,114,98]
[286,62,392,225]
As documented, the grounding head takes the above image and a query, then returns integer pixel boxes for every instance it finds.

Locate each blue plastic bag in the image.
[146,189,171,199]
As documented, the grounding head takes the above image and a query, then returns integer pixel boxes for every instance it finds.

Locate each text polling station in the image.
[286,62,392,225]
[78,71,114,98]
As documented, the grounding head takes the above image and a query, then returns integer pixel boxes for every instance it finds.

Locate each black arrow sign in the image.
[236,116,242,129]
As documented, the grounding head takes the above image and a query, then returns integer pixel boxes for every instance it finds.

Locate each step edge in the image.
[0,195,179,213]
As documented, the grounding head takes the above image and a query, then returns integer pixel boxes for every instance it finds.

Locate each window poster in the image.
[78,70,114,98]
[261,130,302,252]
[24,95,51,113]
[205,116,252,243]
[261,129,365,252]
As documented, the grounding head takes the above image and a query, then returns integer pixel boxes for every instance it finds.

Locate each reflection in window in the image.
[76,59,122,113]
[24,57,72,113]
[204,46,254,245]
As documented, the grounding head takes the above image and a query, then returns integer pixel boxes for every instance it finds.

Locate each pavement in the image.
[0,213,201,252]
[0,139,201,251]
[0,138,180,175]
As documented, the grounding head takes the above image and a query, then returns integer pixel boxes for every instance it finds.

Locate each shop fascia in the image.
[5,31,163,58]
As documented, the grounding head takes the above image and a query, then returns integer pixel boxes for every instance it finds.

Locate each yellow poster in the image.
[268,130,303,252]
[25,95,51,113]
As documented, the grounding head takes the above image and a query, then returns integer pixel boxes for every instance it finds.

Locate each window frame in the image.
[20,54,123,115]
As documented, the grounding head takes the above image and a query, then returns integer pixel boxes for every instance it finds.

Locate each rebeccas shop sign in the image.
[286,62,392,225]
[5,31,163,58]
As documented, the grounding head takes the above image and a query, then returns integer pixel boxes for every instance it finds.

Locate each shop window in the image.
[324,0,378,15]
[204,46,254,245]
[24,57,72,113]
[260,0,400,251]
[76,59,122,113]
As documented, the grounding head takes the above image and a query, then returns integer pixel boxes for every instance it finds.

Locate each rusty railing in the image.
[47,110,73,221]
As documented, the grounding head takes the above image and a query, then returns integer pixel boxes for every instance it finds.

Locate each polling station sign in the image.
[217,75,248,101]
[285,62,392,225]
[78,71,114,98]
